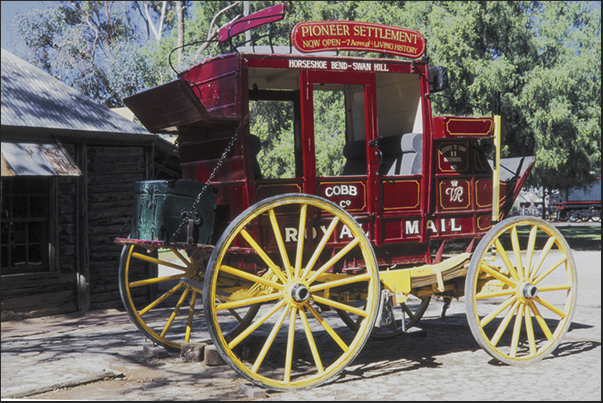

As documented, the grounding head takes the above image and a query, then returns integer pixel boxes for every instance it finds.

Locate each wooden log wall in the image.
[1,146,80,320]
[1,137,180,320]
[86,144,148,310]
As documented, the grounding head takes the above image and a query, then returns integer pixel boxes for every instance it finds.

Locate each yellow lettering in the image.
[301,26,309,37]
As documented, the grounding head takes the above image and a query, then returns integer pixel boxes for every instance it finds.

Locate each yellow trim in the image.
[379,253,470,294]
[491,115,501,221]
[445,117,494,137]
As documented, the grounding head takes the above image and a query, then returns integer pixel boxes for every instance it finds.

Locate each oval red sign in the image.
[291,21,426,58]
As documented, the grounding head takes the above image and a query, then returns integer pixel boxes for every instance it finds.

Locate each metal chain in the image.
[169,118,247,243]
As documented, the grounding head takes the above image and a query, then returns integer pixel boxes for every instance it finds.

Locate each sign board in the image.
[291,21,426,58]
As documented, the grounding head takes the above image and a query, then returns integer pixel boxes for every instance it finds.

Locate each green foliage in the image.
[251,100,296,179]
[16,1,155,107]
[12,1,600,191]
[313,90,346,177]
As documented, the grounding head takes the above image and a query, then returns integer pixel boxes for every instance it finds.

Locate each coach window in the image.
[313,84,366,177]
[248,67,303,179]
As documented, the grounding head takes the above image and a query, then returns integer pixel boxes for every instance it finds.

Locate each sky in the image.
[1,1,41,53]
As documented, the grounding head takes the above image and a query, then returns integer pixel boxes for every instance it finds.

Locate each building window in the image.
[1,177,53,275]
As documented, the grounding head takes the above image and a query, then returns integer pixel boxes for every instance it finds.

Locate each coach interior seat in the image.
[380,133,423,176]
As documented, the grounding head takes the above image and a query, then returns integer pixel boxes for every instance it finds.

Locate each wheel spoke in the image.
[132,252,187,271]
[475,288,516,300]
[307,303,349,352]
[129,273,186,288]
[524,304,537,355]
[171,248,191,267]
[534,296,567,318]
[309,273,371,292]
[480,261,517,288]
[491,300,520,347]
[510,302,524,357]
[510,226,524,279]
[216,292,284,311]
[530,237,556,280]
[312,295,367,318]
[294,204,308,279]
[185,291,197,343]
[139,283,183,316]
[533,255,568,285]
[301,216,340,280]
[160,287,190,337]
[537,284,572,292]
[480,295,517,328]
[240,229,288,284]
[525,226,538,278]
[219,265,284,291]
[528,300,554,340]
[228,300,287,349]
[284,307,297,383]
[269,209,293,280]
[306,238,360,284]
[252,305,290,373]
[494,239,520,282]
[299,307,324,373]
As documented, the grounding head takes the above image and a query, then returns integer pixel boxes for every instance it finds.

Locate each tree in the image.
[14,1,184,107]
[13,1,600,193]
[396,1,600,192]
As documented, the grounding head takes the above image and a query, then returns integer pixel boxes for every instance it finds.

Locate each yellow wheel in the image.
[119,243,258,351]
[203,194,380,390]
[465,216,577,365]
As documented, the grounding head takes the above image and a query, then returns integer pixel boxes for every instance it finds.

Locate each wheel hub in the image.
[521,282,538,300]
[290,283,310,303]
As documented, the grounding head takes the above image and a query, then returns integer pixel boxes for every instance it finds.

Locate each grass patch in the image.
[555,225,601,251]
[513,224,601,251]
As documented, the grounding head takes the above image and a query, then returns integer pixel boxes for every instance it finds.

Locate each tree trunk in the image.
[243,1,251,45]
[175,1,184,64]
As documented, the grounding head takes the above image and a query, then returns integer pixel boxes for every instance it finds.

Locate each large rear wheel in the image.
[204,194,380,390]
[119,243,258,351]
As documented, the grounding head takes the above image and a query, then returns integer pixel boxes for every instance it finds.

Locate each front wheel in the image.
[465,216,577,365]
[203,194,380,390]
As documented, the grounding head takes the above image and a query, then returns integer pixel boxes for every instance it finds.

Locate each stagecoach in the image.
[116,4,577,390]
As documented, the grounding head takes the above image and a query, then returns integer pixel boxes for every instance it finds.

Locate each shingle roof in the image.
[1,48,149,134]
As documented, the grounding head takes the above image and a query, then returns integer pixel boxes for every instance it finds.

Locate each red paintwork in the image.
[128,22,535,265]
[218,3,286,43]
[432,116,494,139]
